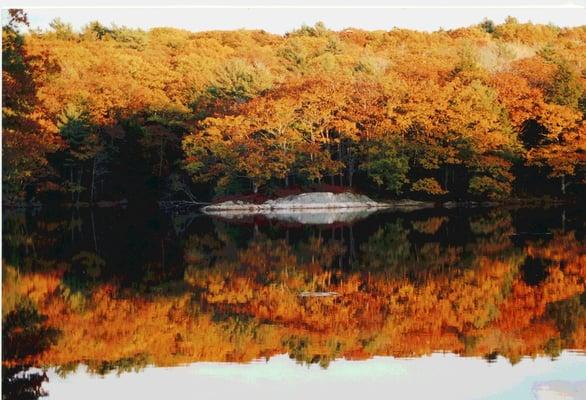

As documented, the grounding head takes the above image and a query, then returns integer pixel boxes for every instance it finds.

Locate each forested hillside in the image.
[3,10,586,205]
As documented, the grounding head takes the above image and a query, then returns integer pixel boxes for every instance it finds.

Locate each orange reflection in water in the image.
[3,228,585,374]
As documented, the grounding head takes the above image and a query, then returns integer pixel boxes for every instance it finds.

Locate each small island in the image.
[202,192,433,214]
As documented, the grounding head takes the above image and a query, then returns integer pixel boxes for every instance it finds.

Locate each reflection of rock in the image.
[443,201,499,208]
[216,208,380,225]
[202,192,433,218]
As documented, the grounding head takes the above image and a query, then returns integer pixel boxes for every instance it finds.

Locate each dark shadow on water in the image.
[520,256,551,287]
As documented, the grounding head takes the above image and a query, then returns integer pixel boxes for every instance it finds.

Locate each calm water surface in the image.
[2,206,586,399]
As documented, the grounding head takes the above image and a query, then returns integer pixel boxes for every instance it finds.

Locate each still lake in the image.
[2,205,586,399]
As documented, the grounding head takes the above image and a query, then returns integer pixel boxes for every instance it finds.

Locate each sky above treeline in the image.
[1,0,585,34]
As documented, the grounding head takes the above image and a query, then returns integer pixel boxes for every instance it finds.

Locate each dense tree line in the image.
[3,12,586,205]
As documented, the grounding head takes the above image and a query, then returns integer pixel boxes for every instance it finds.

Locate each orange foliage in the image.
[3,231,585,370]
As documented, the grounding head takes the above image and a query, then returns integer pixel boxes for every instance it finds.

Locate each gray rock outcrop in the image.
[201,192,389,214]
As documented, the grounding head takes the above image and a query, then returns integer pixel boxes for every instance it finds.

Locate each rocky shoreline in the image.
[201,192,433,215]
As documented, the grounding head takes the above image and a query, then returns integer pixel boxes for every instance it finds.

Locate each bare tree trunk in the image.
[444,166,449,192]
[91,210,98,253]
[159,139,164,177]
[90,156,97,204]
[77,167,84,203]
[349,225,356,266]
[23,219,36,256]
[338,142,343,186]
[326,140,331,185]
[340,226,344,268]
[252,181,258,194]
[348,150,354,188]
[161,239,165,271]
[70,167,74,202]
[561,174,566,196]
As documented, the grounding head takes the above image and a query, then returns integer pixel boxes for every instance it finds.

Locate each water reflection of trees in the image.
[2,302,60,400]
[184,209,521,280]
[2,208,585,377]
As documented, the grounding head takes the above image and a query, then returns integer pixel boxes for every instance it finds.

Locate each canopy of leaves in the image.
[3,13,586,203]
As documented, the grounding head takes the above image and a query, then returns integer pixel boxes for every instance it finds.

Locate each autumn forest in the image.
[3,10,586,206]
[3,8,586,399]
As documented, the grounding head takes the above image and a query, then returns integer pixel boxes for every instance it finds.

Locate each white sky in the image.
[0,1,584,34]
[42,352,586,400]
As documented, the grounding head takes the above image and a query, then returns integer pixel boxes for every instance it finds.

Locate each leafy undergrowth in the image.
[213,184,354,204]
